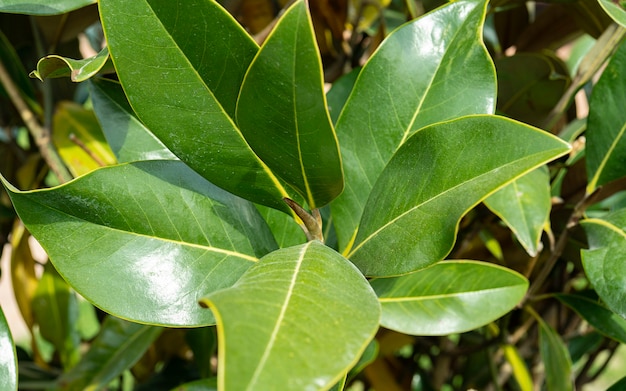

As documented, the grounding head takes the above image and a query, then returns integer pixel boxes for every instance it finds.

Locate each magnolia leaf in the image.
[52,101,117,176]
[1,160,277,326]
[555,294,626,344]
[587,38,626,192]
[598,0,626,27]
[256,205,306,248]
[89,78,177,163]
[581,209,626,319]
[99,0,295,213]
[201,241,380,391]
[372,261,528,335]
[237,0,343,208]
[58,316,162,390]
[0,307,17,391]
[0,0,94,15]
[537,314,574,391]
[30,46,112,82]
[484,167,551,256]
[332,0,495,252]
[32,263,81,369]
[349,115,570,277]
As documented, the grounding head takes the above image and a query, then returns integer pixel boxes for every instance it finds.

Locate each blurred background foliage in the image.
[1,0,626,390]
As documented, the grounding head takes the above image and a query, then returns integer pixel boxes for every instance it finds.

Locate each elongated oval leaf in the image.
[201,241,380,391]
[89,78,177,163]
[0,307,17,391]
[0,0,94,15]
[1,160,277,326]
[99,0,293,212]
[349,115,570,276]
[598,0,626,27]
[581,209,626,318]
[332,0,496,251]
[536,314,574,391]
[484,167,551,256]
[58,316,162,391]
[586,38,626,192]
[237,0,343,208]
[372,261,528,335]
[555,294,626,344]
[30,47,112,82]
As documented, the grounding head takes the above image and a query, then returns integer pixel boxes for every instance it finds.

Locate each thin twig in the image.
[0,59,72,183]
[69,133,106,167]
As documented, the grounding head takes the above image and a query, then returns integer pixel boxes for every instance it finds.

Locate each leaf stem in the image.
[283,198,324,242]
[0,59,72,183]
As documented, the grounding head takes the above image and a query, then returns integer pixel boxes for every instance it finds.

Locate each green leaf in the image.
[536,313,574,391]
[495,52,570,127]
[581,209,626,319]
[30,46,113,82]
[2,160,278,326]
[598,0,626,27]
[0,306,17,391]
[32,263,81,369]
[555,294,626,344]
[201,241,380,391]
[186,327,216,379]
[484,167,551,256]
[169,378,217,391]
[99,0,294,213]
[236,0,343,208]
[503,344,533,391]
[0,0,94,15]
[349,115,570,276]
[371,261,528,335]
[332,0,496,252]
[256,205,306,248]
[327,68,360,125]
[58,316,162,391]
[89,78,177,163]
[608,376,626,391]
[586,38,626,192]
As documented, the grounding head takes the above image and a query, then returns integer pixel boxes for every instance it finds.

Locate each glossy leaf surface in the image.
[0,307,17,391]
[256,205,306,248]
[556,294,626,343]
[99,0,294,212]
[371,261,528,335]
[0,0,94,15]
[332,0,495,251]
[349,115,570,276]
[202,241,380,391]
[30,47,112,82]
[581,209,626,318]
[2,160,278,326]
[537,315,573,391]
[484,167,551,256]
[237,0,343,208]
[58,316,162,390]
[586,38,626,192]
[89,78,177,163]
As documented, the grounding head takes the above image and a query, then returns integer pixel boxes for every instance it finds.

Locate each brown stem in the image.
[69,133,106,167]
[283,198,324,242]
[0,59,72,183]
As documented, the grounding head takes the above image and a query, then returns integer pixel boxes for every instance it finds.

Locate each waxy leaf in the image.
[537,314,574,391]
[332,0,496,251]
[556,294,626,344]
[202,241,380,391]
[484,167,551,256]
[30,47,112,82]
[587,38,626,192]
[237,0,343,208]
[58,316,162,390]
[598,0,626,27]
[1,160,277,326]
[372,261,528,335]
[349,115,570,276]
[99,0,294,212]
[90,78,177,163]
[581,209,626,319]
[0,307,17,391]
[0,0,94,15]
